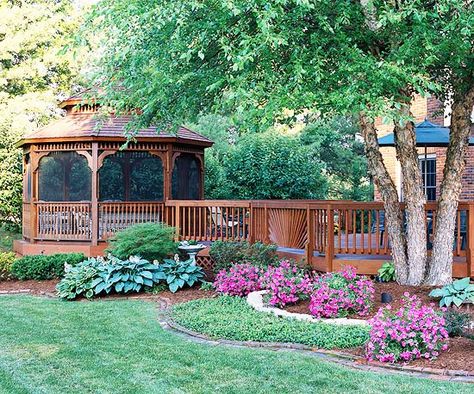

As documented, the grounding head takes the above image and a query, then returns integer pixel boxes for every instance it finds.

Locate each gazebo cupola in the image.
[15,91,213,256]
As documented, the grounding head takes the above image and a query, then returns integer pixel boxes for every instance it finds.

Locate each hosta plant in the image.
[91,255,165,295]
[429,277,474,307]
[309,266,374,318]
[377,262,395,282]
[56,259,101,300]
[161,256,205,293]
[366,293,449,363]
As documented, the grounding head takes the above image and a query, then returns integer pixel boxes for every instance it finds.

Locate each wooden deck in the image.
[15,199,474,278]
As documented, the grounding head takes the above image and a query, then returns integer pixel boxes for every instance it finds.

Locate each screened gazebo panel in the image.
[99,151,164,201]
[172,154,201,200]
[38,152,91,201]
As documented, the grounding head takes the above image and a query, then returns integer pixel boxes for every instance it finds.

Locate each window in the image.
[419,155,436,201]
[38,152,92,201]
[172,154,201,199]
[99,152,163,201]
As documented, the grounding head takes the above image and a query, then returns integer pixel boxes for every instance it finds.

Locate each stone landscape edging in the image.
[246,290,369,326]
[159,296,474,383]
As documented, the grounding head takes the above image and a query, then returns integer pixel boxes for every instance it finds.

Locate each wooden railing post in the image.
[325,204,335,272]
[467,203,474,277]
[264,203,270,243]
[174,201,181,241]
[91,142,99,245]
[248,201,255,244]
[305,204,314,266]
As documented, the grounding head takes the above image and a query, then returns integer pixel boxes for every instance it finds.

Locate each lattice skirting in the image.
[196,255,215,271]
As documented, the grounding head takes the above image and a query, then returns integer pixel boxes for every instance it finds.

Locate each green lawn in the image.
[0,296,470,394]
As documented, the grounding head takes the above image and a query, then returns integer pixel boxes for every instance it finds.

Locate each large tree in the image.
[0,0,81,228]
[83,0,474,285]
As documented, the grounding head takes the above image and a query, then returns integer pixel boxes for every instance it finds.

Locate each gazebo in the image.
[14,93,213,256]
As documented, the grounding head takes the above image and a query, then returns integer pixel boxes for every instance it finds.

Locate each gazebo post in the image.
[91,142,99,246]
[30,145,37,243]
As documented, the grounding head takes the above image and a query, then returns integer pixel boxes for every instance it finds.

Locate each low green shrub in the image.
[443,309,471,337]
[11,253,86,280]
[0,251,16,280]
[106,223,177,261]
[209,241,278,272]
[171,296,369,349]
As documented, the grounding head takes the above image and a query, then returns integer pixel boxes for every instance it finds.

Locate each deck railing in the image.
[28,199,473,277]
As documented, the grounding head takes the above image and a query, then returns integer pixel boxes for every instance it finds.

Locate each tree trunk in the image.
[393,106,427,285]
[426,87,474,285]
[359,113,409,284]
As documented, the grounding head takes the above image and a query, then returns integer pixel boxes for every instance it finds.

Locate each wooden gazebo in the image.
[14,93,213,256]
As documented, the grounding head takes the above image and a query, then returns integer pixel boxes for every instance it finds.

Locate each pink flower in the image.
[365,293,449,364]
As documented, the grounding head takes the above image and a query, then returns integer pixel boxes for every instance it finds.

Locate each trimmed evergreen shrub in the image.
[11,253,85,280]
[105,223,177,261]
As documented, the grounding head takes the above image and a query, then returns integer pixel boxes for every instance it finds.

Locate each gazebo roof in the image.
[18,91,213,147]
[378,119,474,147]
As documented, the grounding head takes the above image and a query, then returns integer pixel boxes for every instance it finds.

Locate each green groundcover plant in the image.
[106,223,177,261]
[172,296,369,349]
[11,253,85,280]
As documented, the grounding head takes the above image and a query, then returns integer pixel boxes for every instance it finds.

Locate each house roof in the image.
[378,119,474,147]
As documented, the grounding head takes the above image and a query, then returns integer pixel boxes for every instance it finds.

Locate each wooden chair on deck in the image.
[208,207,240,238]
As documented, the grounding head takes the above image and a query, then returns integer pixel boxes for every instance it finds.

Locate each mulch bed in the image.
[0,279,58,295]
[283,281,474,373]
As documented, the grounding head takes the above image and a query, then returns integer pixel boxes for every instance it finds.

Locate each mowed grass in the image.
[0,296,470,394]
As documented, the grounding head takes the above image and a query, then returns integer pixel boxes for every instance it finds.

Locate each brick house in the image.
[375,95,474,201]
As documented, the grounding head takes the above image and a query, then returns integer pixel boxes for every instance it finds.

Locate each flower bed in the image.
[309,266,374,318]
[366,293,449,363]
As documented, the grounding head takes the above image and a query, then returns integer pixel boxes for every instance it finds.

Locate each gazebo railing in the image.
[98,202,165,240]
[36,202,92,241]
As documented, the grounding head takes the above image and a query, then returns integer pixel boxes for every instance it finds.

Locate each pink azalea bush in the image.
[309,266,374,318]
[214,263,262,297]
[366,293,449,363]
[259,260,314,307]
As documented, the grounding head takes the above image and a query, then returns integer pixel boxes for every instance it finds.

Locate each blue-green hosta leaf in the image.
[94,282,108,294]
[167,274,176,284]
[429,289,444,298]
[181,273,189,281]
[143,279,154,287]
[176,278,185,288]
[169,282,179,293]
[115,282,125,293]
[90,277,103,288]
[122,273,130,282]
[134,275,144,284]
[453,277,470,291]
[453,296,464,307]
[154,272,166,280]
[111,272,122,284]
[443,296,453,307]
[85,289,94,298]
[124,281,134,292]
[141,271,153,279]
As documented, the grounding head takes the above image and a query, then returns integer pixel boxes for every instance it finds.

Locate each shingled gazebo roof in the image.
[18,92,213,147]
